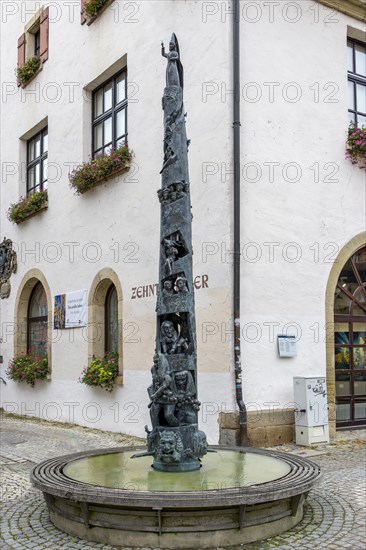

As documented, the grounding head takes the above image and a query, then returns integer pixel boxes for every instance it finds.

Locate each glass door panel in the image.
[354,402,366,420]
[336,403,351,422]
[353,348,366,368]
[336,372,350,396]
[354,372,366,395]
[334,327,350,344]
[335,347,350,369]
[334,246,366,427]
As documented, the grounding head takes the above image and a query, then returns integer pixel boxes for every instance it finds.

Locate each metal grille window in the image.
[348,39,366,127]
[92,70,127,158]
[27,128,48,194]
[105,285,118,354]
[27,282,48,357]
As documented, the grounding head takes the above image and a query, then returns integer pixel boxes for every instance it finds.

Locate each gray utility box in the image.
[293,376,329,445]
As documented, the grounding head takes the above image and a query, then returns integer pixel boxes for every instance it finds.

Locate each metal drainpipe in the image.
[233,0,247,445]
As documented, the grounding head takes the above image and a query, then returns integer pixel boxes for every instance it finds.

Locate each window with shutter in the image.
[17,7,49,87]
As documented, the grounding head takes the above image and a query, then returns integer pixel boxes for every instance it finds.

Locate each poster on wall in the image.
[53,290,87,328]
[54,294,66,329]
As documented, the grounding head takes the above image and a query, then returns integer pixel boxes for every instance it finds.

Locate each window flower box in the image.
[7,190,48,225]
[79,352,119,392]
[85,0,113,24]
[17,56,41,87]
[69,145,131,195]
[346,124,366,171]
[6,354,50,387]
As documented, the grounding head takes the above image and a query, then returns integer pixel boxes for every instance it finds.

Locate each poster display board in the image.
[54,290,87,328]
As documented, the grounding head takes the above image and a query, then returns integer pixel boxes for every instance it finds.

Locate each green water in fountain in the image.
[63,450,291,491]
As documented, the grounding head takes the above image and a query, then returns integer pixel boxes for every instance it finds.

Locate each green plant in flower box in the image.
[17,56,41,87]
[85,0,109,17]
[346,124,366,171]
[69,145,131,194]
[6,354,49,387]
[79,352,119,392]
[7,190,48,224]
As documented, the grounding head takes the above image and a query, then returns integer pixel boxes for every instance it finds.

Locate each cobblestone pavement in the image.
[1,414,365,550]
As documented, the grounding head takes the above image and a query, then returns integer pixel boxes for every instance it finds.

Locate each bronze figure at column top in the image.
[161,33,184,89]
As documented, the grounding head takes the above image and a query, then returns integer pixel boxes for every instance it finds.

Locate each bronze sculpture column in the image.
[144,35,208,472]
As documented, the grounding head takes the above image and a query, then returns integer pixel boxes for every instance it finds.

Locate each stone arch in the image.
[14,268,52,368]
[325,232,366,437]
[88,268,123,381]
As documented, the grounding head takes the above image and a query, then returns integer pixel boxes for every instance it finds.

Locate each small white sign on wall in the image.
[278,335,297,357]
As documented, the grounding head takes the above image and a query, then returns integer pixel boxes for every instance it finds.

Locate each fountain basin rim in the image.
[31,445,322,509]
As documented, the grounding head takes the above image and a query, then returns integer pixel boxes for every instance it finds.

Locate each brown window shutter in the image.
[39,7,49,63]
[81,0,87,24]
[17,33,26,86]
[18,33,26,68]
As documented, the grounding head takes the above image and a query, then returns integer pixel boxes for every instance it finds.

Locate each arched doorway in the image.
[334,246,366,427]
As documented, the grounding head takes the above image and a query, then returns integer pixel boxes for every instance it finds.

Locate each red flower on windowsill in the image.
[346,124,366,171]
[69,145,132,195]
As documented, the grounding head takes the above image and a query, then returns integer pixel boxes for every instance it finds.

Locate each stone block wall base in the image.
[219,409,296,447]
[219,428,241,446]
[248,424,295,447]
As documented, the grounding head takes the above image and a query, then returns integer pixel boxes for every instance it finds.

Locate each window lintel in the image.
[20,117,48,142]
[85,54,127,93]
[24,7,44,33]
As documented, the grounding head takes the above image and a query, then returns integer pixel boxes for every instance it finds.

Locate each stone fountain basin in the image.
[31,445,321,549]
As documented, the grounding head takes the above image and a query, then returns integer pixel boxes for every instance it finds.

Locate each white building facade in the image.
[1,0,365,444]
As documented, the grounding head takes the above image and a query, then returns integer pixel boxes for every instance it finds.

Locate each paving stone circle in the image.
[0,416,365,550]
